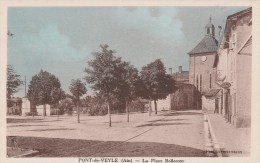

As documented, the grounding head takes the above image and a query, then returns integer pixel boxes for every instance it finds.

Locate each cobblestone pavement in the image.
[7,110,206,157]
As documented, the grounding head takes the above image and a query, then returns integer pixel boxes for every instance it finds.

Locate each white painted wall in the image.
[21,98,30,116]
[151,95,171,111]
[36,105,51,116]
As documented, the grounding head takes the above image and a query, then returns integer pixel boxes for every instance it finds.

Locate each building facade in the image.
[215,7,252,128]
[170,66,199,110]
[188,17,218,94]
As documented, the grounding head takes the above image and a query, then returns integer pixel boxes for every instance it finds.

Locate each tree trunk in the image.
[43,104,46,119]
[154,100,157,114]
[149,98,152,116]
[107,103,111,127]
[57,108,59,121]
[126,100,129,122]
[77,101,80,123]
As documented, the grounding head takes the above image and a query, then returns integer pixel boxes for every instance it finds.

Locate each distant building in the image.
[188,17,218,93]
[188,17,219,112]
[172,66,189,85]
[170,66,199,110]
[214,7,252,127]
[7,97,22,115]
[151,66,199,111]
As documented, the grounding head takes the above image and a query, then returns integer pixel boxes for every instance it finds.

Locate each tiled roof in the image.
[188,35,218,55]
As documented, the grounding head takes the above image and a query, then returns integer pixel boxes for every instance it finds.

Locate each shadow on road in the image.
[136,122,190,127]
[147,118,186,123]
[163,111,203,117]
[7,118,59,124]
[7,136,206,157]
[26,128,76,132]
[8,124,49,128]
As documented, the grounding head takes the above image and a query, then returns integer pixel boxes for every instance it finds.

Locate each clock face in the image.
[201,56,207,62]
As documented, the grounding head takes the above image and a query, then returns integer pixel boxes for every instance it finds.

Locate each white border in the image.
[1,1,259,163]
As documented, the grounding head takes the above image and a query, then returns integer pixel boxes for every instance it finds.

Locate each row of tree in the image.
[7,44,175,126]
[85,44,175,126]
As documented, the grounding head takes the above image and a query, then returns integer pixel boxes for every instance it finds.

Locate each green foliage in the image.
[128,99,146,113]
[69,79,87,100]
[140,59,175,100]
[27,70,65,106]
[57,97,74,114]
[85,44,123,100]
[7,65,23,98]
[140,59,175,114]
[86,95,108,116]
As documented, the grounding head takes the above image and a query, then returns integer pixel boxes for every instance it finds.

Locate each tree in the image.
[7,65,23,98]
[140,59,175,115]
[51,87,65,120]
[27,70,64,118]
[69,79,87,123]
[115,61,139,122]
[85,44,123,127]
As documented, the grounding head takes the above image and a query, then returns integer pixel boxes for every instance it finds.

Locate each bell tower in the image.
[205,16,215,37]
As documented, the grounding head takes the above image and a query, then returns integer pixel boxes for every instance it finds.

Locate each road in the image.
[7,110,206,157]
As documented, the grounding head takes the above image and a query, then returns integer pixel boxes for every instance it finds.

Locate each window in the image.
[231,30,236,49]
[210,74,212,89]
[200,74,202,91]
[196,75,198,89]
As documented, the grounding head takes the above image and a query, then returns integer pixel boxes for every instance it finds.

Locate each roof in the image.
[188,35,218,55]
[204,89,221,98]
[223,7,252,47]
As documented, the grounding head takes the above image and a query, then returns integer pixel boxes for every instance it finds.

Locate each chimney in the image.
[169,68,172,74]
[179,66,182,73]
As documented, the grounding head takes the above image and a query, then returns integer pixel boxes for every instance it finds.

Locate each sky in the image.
[7,6,248,97]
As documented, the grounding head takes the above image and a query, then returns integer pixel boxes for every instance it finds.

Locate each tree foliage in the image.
[69,78,87,123]
[85,44,124,126]
[69,79,87,100]
[27,70,65,116]
[7,65,23,98]
[140,59,175,114]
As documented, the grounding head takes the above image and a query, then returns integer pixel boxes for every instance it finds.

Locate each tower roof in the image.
[188,35,218,55]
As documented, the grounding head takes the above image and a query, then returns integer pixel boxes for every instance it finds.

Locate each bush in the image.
[128,99,146,112]
[25,112,38,116]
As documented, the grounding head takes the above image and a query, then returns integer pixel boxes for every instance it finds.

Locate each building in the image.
[172,66,189,85]
[151,66,193,111]
[188,17,219,111]
[7,97,22,115]
[170,66,199,110]
[214,7,252,128]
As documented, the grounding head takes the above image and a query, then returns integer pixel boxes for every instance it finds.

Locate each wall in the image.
[151,95,171,111]
[36,105,51,116]
[189,52,217,93]
[235,51,251,128]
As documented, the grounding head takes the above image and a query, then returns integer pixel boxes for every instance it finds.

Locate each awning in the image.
[204,89,221,98]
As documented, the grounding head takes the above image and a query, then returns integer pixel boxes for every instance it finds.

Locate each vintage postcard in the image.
[0,0,259,163]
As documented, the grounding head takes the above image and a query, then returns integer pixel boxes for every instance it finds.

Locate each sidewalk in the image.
[207,114,250,157]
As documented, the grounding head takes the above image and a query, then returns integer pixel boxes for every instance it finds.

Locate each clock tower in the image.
[188,17,218,94]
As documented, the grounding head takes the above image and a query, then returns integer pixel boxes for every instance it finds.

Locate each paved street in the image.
[7,110,206,157]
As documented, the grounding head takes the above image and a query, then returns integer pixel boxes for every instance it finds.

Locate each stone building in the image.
[214,7,252,127]
[7,97,22,115]
[188,17,219,111]
[170,66,199,110]
[189,17,218,93]
[151,66,198,111]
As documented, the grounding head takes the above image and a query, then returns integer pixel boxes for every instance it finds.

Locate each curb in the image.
[205,114,222,157]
